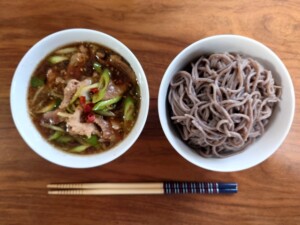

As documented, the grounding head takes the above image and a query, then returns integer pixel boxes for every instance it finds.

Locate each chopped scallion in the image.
[123,97,135,121]
[93,96,122,111]
[55,47,77,54]
[70,144,91,153]
[41,123,65,132]
[92,68,110,103]
[93,62,102,73]
[48,55,69,64]
[48,131,63,141]
[30,77,44,88]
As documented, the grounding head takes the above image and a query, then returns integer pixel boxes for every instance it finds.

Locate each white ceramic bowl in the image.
[158,35,295,172]
[11,29,149,168]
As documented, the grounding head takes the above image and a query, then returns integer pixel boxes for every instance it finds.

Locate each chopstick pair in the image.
[47,182,238,195]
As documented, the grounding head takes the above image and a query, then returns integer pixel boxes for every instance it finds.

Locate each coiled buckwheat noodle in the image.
[168,53,281,158]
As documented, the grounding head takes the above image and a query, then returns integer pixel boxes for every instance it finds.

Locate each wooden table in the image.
[1,1,299,224]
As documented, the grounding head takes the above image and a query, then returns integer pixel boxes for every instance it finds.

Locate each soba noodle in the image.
[168,53,281,158]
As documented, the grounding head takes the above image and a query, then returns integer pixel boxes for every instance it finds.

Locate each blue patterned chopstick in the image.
[47,182,238,195]
[163,182,238,194]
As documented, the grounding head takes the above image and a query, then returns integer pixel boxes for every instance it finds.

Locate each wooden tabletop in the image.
[1,1,300,224]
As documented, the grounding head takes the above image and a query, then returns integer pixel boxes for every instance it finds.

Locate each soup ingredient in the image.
[92,68,110,103]
[48,131,63,141]
[168,53,281,158]
[28,42,140,154]
[55,47,77,54]
[93,96,122,111]
[48,56,69,64]
[31,77,45,88]
[124,97,135,120]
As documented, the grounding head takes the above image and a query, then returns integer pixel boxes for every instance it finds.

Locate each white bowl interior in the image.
[158,35,295,172]
[11,29,149,168]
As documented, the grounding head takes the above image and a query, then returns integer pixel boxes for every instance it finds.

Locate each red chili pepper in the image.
[83,103,94,113]
[90,88,99,94]
[86,113,95,123]
[79,96,86,106]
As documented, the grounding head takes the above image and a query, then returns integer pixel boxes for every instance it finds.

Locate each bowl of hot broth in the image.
[11,29,149,168]
[158,35,295,172]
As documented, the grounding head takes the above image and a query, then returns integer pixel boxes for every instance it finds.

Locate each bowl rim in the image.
[10,28,150,168]
[158,34,295,172]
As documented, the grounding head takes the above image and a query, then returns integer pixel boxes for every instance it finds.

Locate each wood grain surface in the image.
[1,0,300,224]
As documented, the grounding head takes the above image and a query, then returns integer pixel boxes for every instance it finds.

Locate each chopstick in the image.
[47,182,164,189]
[47,182,238,195]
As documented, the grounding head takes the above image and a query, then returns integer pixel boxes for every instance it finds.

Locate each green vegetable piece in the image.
[36,100,57,113]
[55,47,77,54]
[135,86,141,97]
[84,135,99,146]
[70,83,99,105]
[56,135,73,143]
[93,62,102,73]
[50,91,63,99]
[48,131,63,141]
[70,144,91,153]
[57,111,72,118]
[54,99,61,109]
[66,104,75,113]
[48,55,69,64]
[94,110,115,117]
[30,77,44,88]
[93,96,122,111]
[124,97,135,121]
[92,69,110,103]
[41,123,65,132]
[32,86,45,104]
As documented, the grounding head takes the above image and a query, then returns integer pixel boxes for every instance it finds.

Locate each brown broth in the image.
[28,42,140,155]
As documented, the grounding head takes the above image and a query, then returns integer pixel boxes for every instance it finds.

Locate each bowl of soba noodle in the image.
[158,35,295,172]
[11,29,149,168]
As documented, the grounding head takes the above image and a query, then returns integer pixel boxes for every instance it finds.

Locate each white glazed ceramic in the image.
[158,35,295,172]
[11,29,149,168]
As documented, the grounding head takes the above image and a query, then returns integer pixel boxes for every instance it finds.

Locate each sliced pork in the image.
[43,109,64,125]
[59,79,91,109]
[103,81,127,100]
[67,52,89,79]
[66,108,100,138]
[94,116,114,140]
